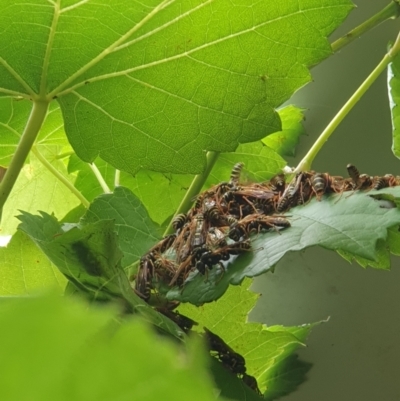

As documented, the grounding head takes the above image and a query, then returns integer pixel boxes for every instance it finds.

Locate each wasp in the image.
[207,227,228,249]
[168,244,210,287]
[204,205,223,224]
[156,308,198,333]
[311,173,329,201]
[372,174,397,190]
[191,213,207,248]
[148,234,176,255]
[346,164,372,190]
[230,162,244,186]
[172,213,187,232]
[203,327,246,375]
[269,173,286,194]
[242,373,262,396]
[195,240,251,275]
[229,214,290,240]
[134,254,155,301]
[277,172,304,212]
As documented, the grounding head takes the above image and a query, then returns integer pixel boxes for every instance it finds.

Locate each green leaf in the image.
[1,152,80,235]
[262,106,306,157]
[17,211,184,339]
[68,155,192,226]
[0,230,66,296]
[80,186,163,268]
[179,279,319,397]
[167,188,400,304]
[0,100,71,167]
[0,293,217,401]
[206,142,287,186]
[1,0,353,174]
[388,50,400,158]
[262,354,312,401]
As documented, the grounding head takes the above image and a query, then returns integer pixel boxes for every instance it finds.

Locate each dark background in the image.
[251,1,400,400]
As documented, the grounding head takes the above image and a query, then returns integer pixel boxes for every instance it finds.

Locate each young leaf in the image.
[262,106,306,157]
[0,230,65,296]
[179,278,319,398]
[167,188,400,304]
[17,211,184,339]
[0,294,217,401]
[0,0,353,175]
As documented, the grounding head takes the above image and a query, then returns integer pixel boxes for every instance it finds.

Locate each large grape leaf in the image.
[17,211,184,339]
[0,230,66,296]
[388,48,400,158]
[0,0,353,175]
[0,293,217,401]
[179,279,319,398]
[167,187,400,304]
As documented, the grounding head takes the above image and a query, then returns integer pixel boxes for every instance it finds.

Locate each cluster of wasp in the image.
[134,162,400,302]
[132,162,400,396]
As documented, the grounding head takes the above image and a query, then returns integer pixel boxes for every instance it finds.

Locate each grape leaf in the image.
[262,354,312,401]
[0,230,65,296]
[80,186,163,268]
[0,0,353,174]
[179,278,319,397]
[68,155,192,226]
[167,188,400,304]
[0,293,217,401]
[205,142,287,187]
[388,48,400,158]
[1,152,80,236]
[0,100,71,166]
[262,106,306,157]
[17,211,184,339]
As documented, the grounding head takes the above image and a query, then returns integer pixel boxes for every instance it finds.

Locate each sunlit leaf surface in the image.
[0,230,65,296]
[0,0,353,174]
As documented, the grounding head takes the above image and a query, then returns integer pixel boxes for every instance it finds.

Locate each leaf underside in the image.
[0,0,353,174]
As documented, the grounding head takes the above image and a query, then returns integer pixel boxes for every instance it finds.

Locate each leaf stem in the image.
[55,150,74,160]
[114,169,121,187]
[89,162,111,193]
[0,100,49,213]
[331,1,400,53]
[163,151,220,236]
[296,30,400,172]
[31,146,90,208]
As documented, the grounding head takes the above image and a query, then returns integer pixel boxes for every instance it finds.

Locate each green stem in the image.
[55,150,74,160]
[31,146,90,208]
[114,169,121,187]
[89,162,111,193]
[331,1,400,53]
[296,31,400,173]
[163,151,220,236]
[0,101,49,212]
